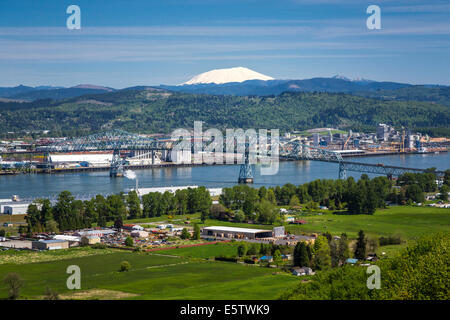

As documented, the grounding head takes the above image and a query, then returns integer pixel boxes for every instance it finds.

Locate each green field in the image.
[284,206,450,239]
[0,249,299,300]
[196,206,450,240]
[157,243,239,259]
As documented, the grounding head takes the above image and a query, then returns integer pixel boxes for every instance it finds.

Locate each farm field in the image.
[0,249,300,300]
[157,242,239,258]
[284,206,450,239]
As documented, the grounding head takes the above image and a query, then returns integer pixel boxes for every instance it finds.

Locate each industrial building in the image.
[32,239,69,250]
[131,230,149,238]
[2,203,29,215]
[49,153,113,168]
[75,229,116,238]
[202,226,273,240]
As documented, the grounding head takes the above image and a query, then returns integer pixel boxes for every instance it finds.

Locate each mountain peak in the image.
[71,84,113,91]
[180,67,274,85]
[331,74,351,81]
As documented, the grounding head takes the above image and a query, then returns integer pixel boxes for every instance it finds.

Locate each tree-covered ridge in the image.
[280,232,449,300]
[356,85,450,106]
[0,90,449,138]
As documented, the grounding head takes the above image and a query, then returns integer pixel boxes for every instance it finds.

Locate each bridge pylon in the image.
[110,149,124,177]
[238,146,254,184]
[338,162,347,180]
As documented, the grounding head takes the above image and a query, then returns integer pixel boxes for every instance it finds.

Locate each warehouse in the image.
[202,226,273,240]
[3,203,30,215]
[75,229,116,237]
[32,239,69,250]
[49,153,113,167]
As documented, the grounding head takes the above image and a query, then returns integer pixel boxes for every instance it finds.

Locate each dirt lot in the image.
[0,240,32,249]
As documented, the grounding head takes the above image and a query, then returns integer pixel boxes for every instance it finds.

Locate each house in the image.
[292,267,315,276]
[366,254,378,262]
[289,220,307,225]
[282,254,292,261]
[259,255,273,263]
[284,216,295,223]
[346,258,358,264]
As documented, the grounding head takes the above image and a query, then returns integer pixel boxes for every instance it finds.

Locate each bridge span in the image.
[35,130,446,181]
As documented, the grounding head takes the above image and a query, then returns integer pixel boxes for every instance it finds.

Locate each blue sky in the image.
[0,0,449,87]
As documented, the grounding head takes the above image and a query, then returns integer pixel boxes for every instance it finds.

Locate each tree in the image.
[329,239,339,267]
[266,189,277,205]
[114,215,123,229]
[127,190,142,219]
[312,236,331,270]
[444,170,450,187]
[439,184,449,201]
[405,184,425,203]
[257,199,276,224]
[247,243,259,256]
[3,273,23,300]
[237,243,248,257]
[124,236,134,247]
[233,209,245,222]
[337,233,351,265]
[120,261,131,272]
[294,241,310,267]
[80,236,90,247]
[180,228,190,240]
[174,189,189,215]
[192,223,201,240]
[0,229,5,237]
[44,286,59,300]
[366,237,379,255]
[354,230,367,260]
[289,195,300,207]
[107,194,127,220]
[273,249,282,264]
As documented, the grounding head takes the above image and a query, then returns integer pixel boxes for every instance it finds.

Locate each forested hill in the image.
[0,89,448,138]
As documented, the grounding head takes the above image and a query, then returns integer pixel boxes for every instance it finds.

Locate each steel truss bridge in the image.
[280,141,445,179]
[39,130,445,181]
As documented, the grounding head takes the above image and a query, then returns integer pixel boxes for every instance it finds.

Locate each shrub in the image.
[120,261,131,272]
[125,236,134,247]
[3,273,23,300]
[44,286,59,300]
[91,243,107,249]
[379,235,402,246]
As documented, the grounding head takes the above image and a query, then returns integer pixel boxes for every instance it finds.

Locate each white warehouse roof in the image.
[203,226,269,234]
[49,153,113,163]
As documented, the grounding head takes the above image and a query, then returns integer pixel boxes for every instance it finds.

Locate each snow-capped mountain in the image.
[180,67,274,85]
[332,74,375,83]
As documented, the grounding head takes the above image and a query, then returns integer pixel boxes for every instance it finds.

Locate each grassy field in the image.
[157,242,239,259]
[0,249,299,300]
[284,206,450,239]
[0,214,26,224]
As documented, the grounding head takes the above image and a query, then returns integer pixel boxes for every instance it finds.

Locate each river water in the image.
[0,153,448,200]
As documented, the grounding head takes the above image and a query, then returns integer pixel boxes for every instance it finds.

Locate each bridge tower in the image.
[110,149,124,177]
[238,146,254,184]
[43,152,52,173]
[338,162,347,180]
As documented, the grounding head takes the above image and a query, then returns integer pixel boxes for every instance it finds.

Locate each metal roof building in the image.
[202,226,273,240]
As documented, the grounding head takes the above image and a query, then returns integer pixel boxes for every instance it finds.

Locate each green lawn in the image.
[285,206,450,239]
[0,250,299,300]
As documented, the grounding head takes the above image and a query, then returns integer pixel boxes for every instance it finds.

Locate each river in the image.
[0,152,448,199]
